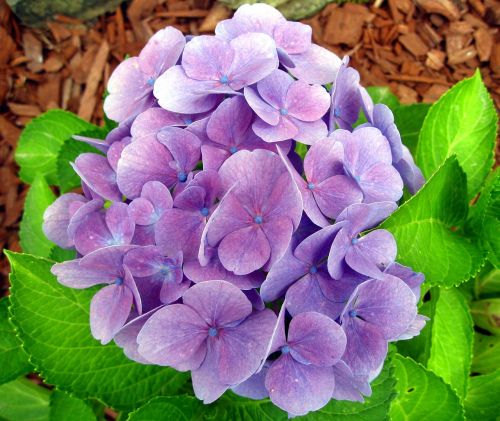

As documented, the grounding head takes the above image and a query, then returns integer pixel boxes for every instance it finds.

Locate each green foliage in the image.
[464,369,500,421]
[381,156,484,287]
[426,288,473,399]
[0,378,50,421]
[218,0,368,20]
[50,390,96,421]
[19,175,56,258]
[7,251,189,411]
[128,396,203,421]
[470,298,500,335]
[416,70,497,199]
[390,355,464,421]
[0,297,32,384]
[467,170,500,268]
[365,86,400,110]
[15,110,98,185]
[393,103,431,154]
[472,333,500,375]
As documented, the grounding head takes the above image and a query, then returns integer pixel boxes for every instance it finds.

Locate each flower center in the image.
[114,277,124,286]
[229,146,238,154]
[307,182,315,190]
[200,207,209,217]
[309,265,318,274]
[279,108,288,116]
[353,175,361,182]
[208,327,218,337]
[334,107,341,118]
[351,237,359,245]
[254,215,263,224]
[219,75,229,84]
[281,345,290,354]
[147,77,155,86]
[184,118,193,125]
[178,172,187,182]
[348,309,358,318]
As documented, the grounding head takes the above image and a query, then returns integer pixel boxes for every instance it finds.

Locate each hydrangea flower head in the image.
[42,4,428,415]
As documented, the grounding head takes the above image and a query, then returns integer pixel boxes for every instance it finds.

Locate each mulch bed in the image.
[0,0,499,291]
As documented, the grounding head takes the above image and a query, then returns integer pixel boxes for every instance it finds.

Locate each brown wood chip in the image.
[399,33,429,57]
[474,27,493,61]
[415,0,460,21]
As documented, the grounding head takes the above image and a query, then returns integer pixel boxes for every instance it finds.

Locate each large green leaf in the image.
[7,251,189,411]
[19,175,56,258]
[393,103,431,154]
[470,298,500,335]
[416,70,497,199]
[128,396,204,421]
[0,297,32,384]
[472,333,500,375]
[467,169,500,268]
[427,288,473,399]
[0,378,50,421]
[381,156,484,287]
[464,369,500,421]
[389,355,464,421]
[56,129,106,193]
[15,110,98,185]
[50,390,96,421]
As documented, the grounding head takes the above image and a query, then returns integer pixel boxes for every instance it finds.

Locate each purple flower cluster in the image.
[44,4,427,416]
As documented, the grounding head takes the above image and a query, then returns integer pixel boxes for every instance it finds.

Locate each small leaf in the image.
[7,251,189,411]
[474,264,500,298]
[393,103,431,154]
[465,369,500,421]
[390,355,464,421]
[472,333,500,375]
[56,129,106,193]
[365,86,400,110]
[381,156,484,287]
[427,288,474,400]
[0,297,32,384]
[15,110,99,185]
[50,390,96,421]
[0,378,51,421]
[470,298,500,335]
[416,70,497,199]
[19,175,56,258]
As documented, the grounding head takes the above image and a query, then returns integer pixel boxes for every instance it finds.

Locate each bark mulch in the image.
[1,0,499,291]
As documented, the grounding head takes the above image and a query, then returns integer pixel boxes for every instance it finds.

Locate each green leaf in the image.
[0,378,51,421]
[15,110,99,185]
[470,298,500,335]
[389,355,464,421]
[464,370,500,421]
[0,297,32,384]
[128,396,204,421]
[472,333,500,375]
[48,246,77,263]
[7,251,189,411]
[474,264,500,298]
[393,103,431,154]
[467,169,500,268]
[426,288,473,399]
[381,156,484,287]
[56,129,106,193]
[365,86,400,110]
[19,175,56,258]
[416,70,497,199]
[50,390,96,421]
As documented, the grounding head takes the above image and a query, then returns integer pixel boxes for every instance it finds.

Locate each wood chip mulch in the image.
[0,0,499,291]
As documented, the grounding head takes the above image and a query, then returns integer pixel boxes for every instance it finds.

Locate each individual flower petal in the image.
[137,303,208,370]
[265,354,335,416]
[106,202,135,244]
[232,364,270,400]
[394,145,425,195]
[273,21,311,55]
[214,309,277,385]
[90,283,133,345]
[395,314,429,341]
[243,86,280,125]
[182,280,253,327]
[252,116,299,143]
[314,175,363,219]
[43,193,87,248]
[331,361,372,402]
[288,312,346,367]
[117,137,175,198]
[293,118,328,145]
[336,201,397,234]
[370,104,403,162]
[345,229,397,279]
[286,44,342,85]
[72,153,121,201]
[285,81,330,122]
[51,258,116,288]
[385,262,424,300]
[257,69,293,110]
